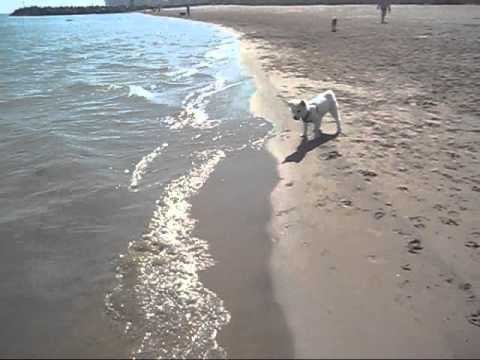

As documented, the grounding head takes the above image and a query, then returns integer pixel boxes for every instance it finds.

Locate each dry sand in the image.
[160,5,480,358]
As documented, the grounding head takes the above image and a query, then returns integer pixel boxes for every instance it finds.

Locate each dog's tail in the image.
[325,90,339,113]
[326,90,341,133]
[324,89,337,104]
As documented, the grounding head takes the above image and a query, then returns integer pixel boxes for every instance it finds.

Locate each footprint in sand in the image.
[359,169,377,179]
[323,150,342,160]
[465,241,480,249]
[440,217,460,226]
[409,216,428,229]
[401,264,412,271]
[316,196,330,208]
[339,198,352,207]
[407,239,424,254]
[374,210,386,220]
[467,311,480,327]
[433,204,446,211]
[459,283,472,291]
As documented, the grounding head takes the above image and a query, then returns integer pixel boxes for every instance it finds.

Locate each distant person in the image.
[377,0,391,24]
[186,5,190,17]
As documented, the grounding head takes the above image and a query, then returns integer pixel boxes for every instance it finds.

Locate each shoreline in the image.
[154,5,480,357]
[186,15,295,357]
[191,148,294,358]
[143,10,296,356]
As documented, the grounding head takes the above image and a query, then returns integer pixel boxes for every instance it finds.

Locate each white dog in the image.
[288,90,341,138]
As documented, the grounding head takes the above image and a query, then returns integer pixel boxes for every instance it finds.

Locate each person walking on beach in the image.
[377,0,391,24]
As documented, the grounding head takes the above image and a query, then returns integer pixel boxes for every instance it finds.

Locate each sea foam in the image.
[128,85,157,103]
[129,142,169,191]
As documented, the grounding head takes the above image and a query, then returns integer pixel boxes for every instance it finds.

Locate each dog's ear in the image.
[286,101,295,110]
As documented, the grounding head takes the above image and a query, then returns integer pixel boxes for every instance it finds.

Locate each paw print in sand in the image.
[407,239,423,254]
[467,311,480,327]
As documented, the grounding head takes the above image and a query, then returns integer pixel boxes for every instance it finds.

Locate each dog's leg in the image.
[330,103,341,134]
[302,121,308,138]
[313,117,322,138]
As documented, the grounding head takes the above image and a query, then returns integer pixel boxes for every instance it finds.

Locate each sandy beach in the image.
[158,5,480,358]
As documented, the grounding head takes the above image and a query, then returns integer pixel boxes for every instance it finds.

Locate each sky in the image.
[1,1,105,14]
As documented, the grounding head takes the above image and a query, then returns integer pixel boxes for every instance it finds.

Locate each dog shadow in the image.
[283,132,339,164]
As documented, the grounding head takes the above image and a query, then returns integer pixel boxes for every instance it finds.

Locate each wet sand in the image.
[192,149,294,358]
[163,5,480,358]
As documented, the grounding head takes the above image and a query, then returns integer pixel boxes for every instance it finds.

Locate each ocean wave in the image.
[166,67,200,81]
[161,115,178,127]
[129,143,169,191]
[64,81,124,95]
[205,40,237,62]
[127,84,188,107]
[99,62,169,73]
[128,85,157,102]
[157,79,193,87]
[107,84,122,90]
[106,149,229,359]
[171,79,245,130]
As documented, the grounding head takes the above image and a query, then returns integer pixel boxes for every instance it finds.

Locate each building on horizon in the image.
[104,0,202,6]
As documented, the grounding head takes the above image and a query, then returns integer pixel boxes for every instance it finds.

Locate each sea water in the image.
[0,13,269,357]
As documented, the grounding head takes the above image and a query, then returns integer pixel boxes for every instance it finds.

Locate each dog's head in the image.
[288,100,307,121]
